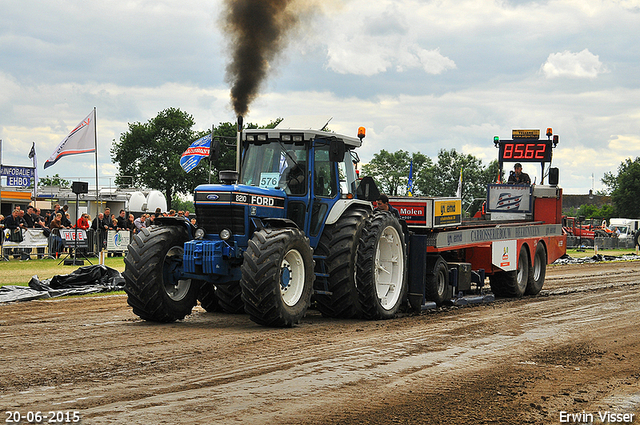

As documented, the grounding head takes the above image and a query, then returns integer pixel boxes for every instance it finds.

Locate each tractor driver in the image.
[279,153,306,195]
[375,194,400,219]
[507,163,531,185]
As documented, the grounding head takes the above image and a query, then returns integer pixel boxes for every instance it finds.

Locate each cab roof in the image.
[243,128,362,148]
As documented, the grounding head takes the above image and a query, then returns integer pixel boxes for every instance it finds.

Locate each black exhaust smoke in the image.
[223,0,299,117]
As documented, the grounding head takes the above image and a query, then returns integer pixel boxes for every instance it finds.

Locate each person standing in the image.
[48,213,65,255]
[507,163,531,185]
[61,205,72,227]
[4,209,27,259]
[134,214,146,232]
[116,209,127,230]
[76,213,90,230]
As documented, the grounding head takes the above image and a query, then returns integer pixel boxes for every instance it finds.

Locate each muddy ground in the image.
[1,261,640,424]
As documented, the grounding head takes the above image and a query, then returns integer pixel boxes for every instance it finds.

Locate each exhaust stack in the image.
[236,115,243,173]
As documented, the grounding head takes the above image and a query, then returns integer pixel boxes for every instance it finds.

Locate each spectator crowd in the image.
[1,204,196,260]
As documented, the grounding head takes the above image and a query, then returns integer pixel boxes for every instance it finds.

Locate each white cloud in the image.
[415,48,457,75]
[2,0,640,196]
[318,1,457,76]
[541,49,607,79]
[325,40,456,76]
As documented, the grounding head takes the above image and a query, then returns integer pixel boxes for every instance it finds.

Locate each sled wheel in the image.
[496,244,529,298]
[526,243,546,295]
[425,256,449,305]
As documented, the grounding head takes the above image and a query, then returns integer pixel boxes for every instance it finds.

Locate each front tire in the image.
[240,227,314,327]
[124,226,199,322]
[357,212,407,320]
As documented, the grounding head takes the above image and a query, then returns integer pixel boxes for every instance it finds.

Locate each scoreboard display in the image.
[498,141,553,163]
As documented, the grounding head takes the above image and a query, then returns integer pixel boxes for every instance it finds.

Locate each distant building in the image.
[562,194,611,213]
[1,186,167,222]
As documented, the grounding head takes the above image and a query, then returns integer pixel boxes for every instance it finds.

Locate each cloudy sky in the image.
[1,0,639,195]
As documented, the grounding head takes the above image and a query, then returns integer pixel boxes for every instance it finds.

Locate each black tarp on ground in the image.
[0,265,125,303]
[553,253,640,264]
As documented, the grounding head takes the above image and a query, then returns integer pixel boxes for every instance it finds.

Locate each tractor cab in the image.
[233,129,365,245]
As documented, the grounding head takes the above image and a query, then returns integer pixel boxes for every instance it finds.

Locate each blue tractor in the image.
[123,127,408,327]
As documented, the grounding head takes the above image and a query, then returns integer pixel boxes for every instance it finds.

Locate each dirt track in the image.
[1,261,640,424]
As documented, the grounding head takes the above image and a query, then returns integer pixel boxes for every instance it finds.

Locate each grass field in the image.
[1,256,126,287]
[1,247,638,288]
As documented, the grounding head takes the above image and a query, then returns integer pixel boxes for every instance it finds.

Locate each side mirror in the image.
[329,140,346,162]
[210,138,221,161]
[356,176,381,202]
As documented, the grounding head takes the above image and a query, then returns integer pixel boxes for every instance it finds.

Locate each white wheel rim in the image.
[517,252,527,291]
[280,248,305,307]
[374,225,404,310]
[534,254,542,281]
[437,267,446,295]
[163,246,191,301]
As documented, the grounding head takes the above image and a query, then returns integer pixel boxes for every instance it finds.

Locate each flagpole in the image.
[32,144,35,203]
[0,139,3,215]
[94,107,99,216]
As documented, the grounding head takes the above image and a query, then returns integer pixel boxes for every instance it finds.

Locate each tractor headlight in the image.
[220,228,232,241]
[194,228,206,240]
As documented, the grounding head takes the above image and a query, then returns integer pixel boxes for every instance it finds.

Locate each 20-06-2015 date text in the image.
[5,411,80,423]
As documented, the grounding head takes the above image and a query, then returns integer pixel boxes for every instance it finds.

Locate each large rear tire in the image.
[314,207,370,318]
[240,227,314,327]
[526,243,546,295]
[357,212,407,320]
[124,226,199,322]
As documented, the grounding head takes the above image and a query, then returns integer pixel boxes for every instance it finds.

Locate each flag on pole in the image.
[407,159,413,196]
[44,110,96,169]
[28,142,38,197]
[456,168,463,198]
[180,134,211,173]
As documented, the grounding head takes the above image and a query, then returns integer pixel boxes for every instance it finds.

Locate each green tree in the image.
[415,149,497,211]
[602,157,640,217]
[207,121,242,181]
[39,174,70,188]
[171,195,195,213]
[111,108,201,209]
[362,150,430,196]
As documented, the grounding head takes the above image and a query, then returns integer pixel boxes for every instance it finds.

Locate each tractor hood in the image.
[194,184,286,210]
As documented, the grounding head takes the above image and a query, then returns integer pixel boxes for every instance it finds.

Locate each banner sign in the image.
[2,229,49,248]
[107,230,130,251]
[0,165,35,177]
[6,176,31,187]
[486,184,532,213]
[59,229,89,249]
